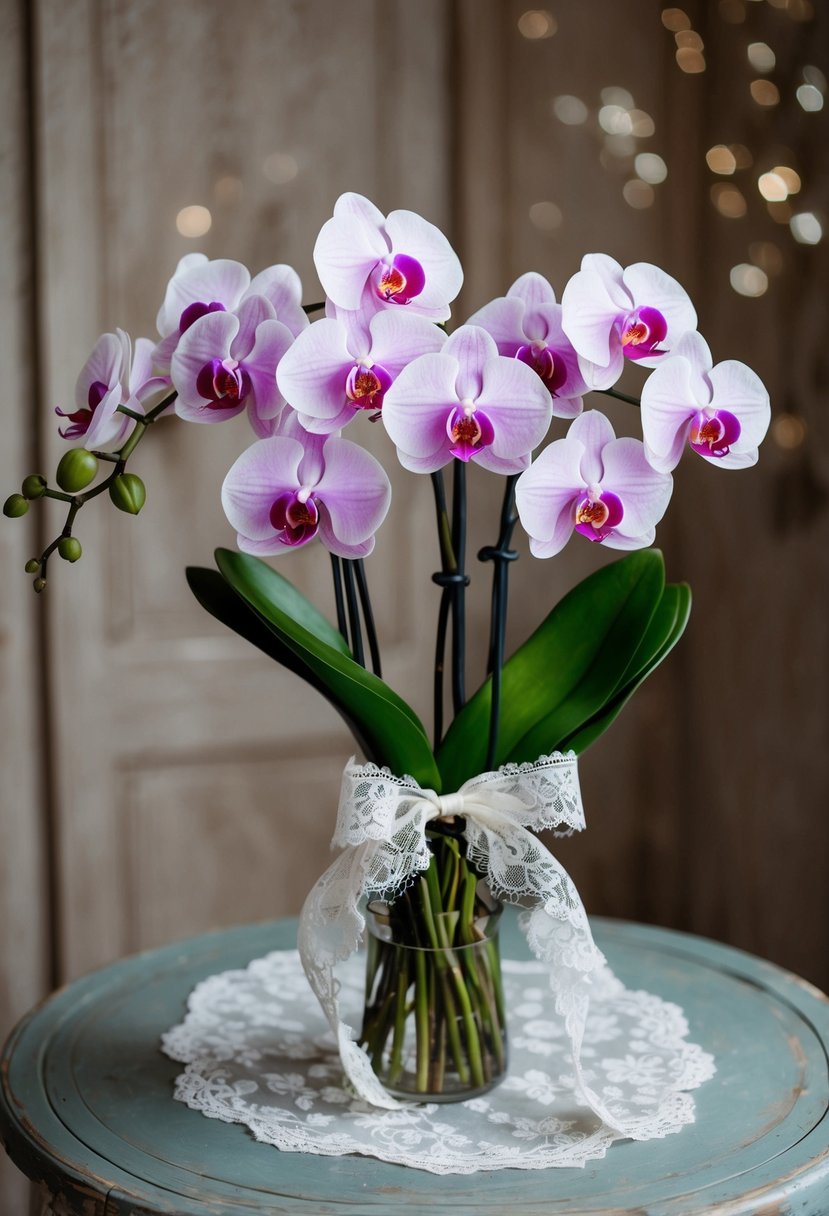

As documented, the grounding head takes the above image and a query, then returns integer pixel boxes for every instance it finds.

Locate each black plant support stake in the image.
[330,554,348,645]
[342,558,365,668]
[355,558,382,678]
[479,473,520,771]
[429,469,469,748]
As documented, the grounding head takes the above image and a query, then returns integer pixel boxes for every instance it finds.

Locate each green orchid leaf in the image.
[437,550,665,788]
[214,549,441,789]
[561,582,691,754]
[186,565,375,760]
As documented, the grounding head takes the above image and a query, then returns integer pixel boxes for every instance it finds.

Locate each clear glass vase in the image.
[359,891,508,1102]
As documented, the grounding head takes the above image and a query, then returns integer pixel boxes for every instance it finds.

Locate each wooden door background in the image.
[2,0,827,1207]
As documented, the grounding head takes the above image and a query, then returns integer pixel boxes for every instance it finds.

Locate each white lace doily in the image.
[162,948,715,1174]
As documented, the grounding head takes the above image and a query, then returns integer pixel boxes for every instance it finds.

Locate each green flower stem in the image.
[30,388,177,585]
[414,948,430,1091]
[429,470,458,747]
[597,386,641,407]
[387,954,409,1085]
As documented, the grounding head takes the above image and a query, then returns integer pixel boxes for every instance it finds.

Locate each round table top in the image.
[3,916,829,1216]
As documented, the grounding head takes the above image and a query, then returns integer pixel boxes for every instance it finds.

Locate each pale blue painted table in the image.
[2,915,829,1215]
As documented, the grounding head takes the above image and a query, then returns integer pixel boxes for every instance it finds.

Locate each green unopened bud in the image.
[24,558,40,574]
[21,474,47,499]
[3,493,29,517]
[56,448,98,493]
[109,472,146,515]
[58,536,82,562]
[33,577,47,594]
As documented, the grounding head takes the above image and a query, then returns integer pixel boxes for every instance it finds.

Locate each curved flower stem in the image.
[329,555,348,644]
[355,559,382,678]
[597,386,641,408]
[32,389,177,586]
[479,474,520,771]
[342,559,365,668]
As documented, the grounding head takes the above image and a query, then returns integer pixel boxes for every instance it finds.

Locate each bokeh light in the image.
[176,205,212,238]
[529,201,563,231]
[729,263,768,296]
[790,212,823,244]
[518,10,558,38]
[635,153,668,183]
[711,183,747,217]
[552,95,589,124]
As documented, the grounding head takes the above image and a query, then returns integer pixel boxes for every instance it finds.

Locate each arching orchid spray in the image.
[4,193,770,1097]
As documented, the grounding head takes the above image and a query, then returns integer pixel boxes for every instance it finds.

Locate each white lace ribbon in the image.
[297,753,646,1137]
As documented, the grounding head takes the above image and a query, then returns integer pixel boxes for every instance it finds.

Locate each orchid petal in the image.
[622,262,697,360]
[580,254,631,308]
[314,208,388,311]
[81,385,130,450]
[464,296,526,355]
[297,401,358,434]
[476,357,552,457]
[156,258,250,337]
[382,353,459,459]
[129,338,157,394]
[367,309,447,375]
[313,437,391,544]
[315,512,376,560]
[333,192,387,229]
[246,264,308,337]
[74,333,122,408]
[507,271,557,312]
[600,438,673,536]
[601,526,657,551]
[231,295,276,360]
[221,437,304,540]
[708,359,771,449]
[640,354,699,472]
[276,318,352,421]
[384,208,463,316]
[171,311,243,421]
[515,437,585,557]
[444,326,498,400]
[244,318,294,430]
[567,410,617,484]
[560,263,626,371]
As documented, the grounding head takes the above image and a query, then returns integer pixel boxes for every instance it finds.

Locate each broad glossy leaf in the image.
[187,566,375,758]
[215,549,440,789]
[561,582,691,754]
[437,550,665,788]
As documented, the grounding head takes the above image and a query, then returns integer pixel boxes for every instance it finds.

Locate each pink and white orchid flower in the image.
[561,254,697,390]
[154,254,308,373]
[515,410,673,557]
[171,297,294,436]
[55,329,165,450]
[465,272,589,418]
[640,332,771,472]
[313,193,463,323]
[277,306,446,433]
[381,325,553,474]
[221,422,391,559]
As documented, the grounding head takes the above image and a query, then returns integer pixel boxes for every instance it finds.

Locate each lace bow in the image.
[297,754,643,1135]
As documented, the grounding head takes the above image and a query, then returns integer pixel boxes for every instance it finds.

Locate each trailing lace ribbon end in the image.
[297,753,641,1135]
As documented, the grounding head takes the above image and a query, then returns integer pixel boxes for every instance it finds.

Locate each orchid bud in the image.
[3,493,29,517]
[33,577,47,593]
[56,449,98,493]
[24,559,40,574]
[58,537,82,562]
[109,473,146,515]
[21,474,47,499]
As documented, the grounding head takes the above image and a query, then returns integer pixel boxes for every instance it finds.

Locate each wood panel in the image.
[0,4,50,1212]
[455,0,829,984]
[32,0,453,979]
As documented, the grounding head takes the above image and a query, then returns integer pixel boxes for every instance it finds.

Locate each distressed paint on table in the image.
[2,916,829,1216]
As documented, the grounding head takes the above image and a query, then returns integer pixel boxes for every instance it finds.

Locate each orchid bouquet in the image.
[4,192,770,1100]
